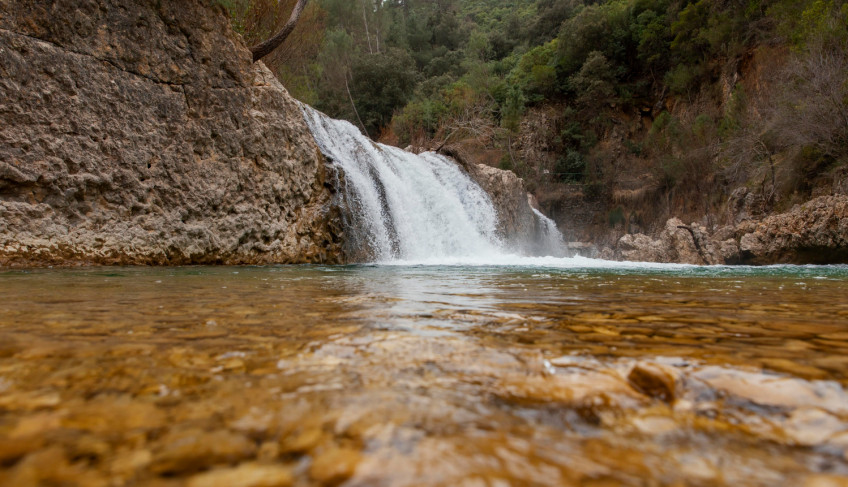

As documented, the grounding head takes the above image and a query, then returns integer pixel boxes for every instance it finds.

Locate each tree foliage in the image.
[219,0,848,216]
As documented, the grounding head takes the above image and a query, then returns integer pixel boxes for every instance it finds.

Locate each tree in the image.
[570,51,617,108]
[350,48,418,136]
[250,0,309,62]
[772,40,848,160]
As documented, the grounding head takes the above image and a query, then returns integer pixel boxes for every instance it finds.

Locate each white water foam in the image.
[301,104,692,269]
[382,254,696,270]
[302,104,505,262]
[532,207,568,257]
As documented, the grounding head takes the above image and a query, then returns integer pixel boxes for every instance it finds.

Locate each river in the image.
[1,262,847,486]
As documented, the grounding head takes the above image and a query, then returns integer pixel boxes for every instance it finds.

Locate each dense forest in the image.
[217,0,848,242]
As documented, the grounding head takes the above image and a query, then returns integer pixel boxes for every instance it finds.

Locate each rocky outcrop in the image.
[442,146,565,255]
[463,163,536,247]
[0,0,343,266]
[736,195,848,264]
[607,195,848,265]
[615,218,728,265]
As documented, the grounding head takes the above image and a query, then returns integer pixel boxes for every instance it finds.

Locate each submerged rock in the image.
[0,0,343,266]
[151,428,257,474]
[309,447,362,485]
[187,463,294,487]
[627,362,678,403]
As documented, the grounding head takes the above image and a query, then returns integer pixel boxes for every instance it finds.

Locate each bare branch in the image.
[250,0,309,63]
[435,103,500,151]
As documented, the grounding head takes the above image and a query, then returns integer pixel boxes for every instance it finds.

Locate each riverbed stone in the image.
[804,474,848,487]
[151,428,257,474]
[627,362,678,403]
[187,463,294,487]
[783,407,848,446]
[109,449,154,481]
[693,366,848,414]
[62,395,166,433]
[309,447,362,485]
[0,436,44,465]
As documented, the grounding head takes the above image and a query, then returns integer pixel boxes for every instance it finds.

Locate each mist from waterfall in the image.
[301,104,569,264]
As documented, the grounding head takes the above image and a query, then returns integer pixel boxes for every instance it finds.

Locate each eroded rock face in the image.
[610,195,848,265]
[463,163,537,249]
[736,195,848,264]
[616,218,720,265]
[445,148,564,254]
[0,0,343,266]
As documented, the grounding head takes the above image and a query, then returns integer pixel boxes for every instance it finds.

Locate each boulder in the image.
[445,147,565,255]
[735,195,848,264]
[618,233,667,262]
[612,195,848,265]
[615,218,721,264]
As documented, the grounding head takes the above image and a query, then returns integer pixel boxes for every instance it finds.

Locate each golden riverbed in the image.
[1,265,847,486]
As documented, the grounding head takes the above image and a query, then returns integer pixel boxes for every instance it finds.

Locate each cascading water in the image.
[301,103,568,263]
[532,208,568,257]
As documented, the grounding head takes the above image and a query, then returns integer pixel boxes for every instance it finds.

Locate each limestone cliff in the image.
[0,0,343,266]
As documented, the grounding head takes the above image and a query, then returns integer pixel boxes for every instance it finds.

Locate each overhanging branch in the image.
[250,0,309,63]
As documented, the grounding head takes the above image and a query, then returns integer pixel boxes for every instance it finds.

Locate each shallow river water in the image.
[1,263,848,486]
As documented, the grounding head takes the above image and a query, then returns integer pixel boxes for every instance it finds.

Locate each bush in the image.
[555,149,586,182]
[570,51,617,107]
[350,49,419,137]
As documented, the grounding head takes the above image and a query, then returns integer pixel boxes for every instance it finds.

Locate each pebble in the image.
[187,463,293,487]
[627,362,677,402]
[151,429,257,474]
[309,447,362,485]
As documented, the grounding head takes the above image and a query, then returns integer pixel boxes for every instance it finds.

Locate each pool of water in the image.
[1,263,848,486]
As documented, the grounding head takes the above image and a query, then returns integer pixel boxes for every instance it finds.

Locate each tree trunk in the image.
[362,2,373,55]
[345,73,369,138]
[250,0,309,63]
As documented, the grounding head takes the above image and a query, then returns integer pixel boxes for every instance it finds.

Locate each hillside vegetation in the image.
[218,0,848,242]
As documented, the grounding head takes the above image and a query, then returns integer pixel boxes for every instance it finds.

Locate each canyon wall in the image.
[0,0,344,266]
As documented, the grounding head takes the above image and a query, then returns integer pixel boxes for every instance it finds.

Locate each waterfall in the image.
[301,104,567,263]
[532,208,569,257]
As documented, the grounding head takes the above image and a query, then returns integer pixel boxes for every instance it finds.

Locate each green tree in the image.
[350,49,419,136]
[570,51,617,108]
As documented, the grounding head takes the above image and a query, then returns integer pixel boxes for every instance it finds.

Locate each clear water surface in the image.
[1,261,848,486]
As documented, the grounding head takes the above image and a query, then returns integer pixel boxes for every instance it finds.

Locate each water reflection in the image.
[0,264,847,486]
